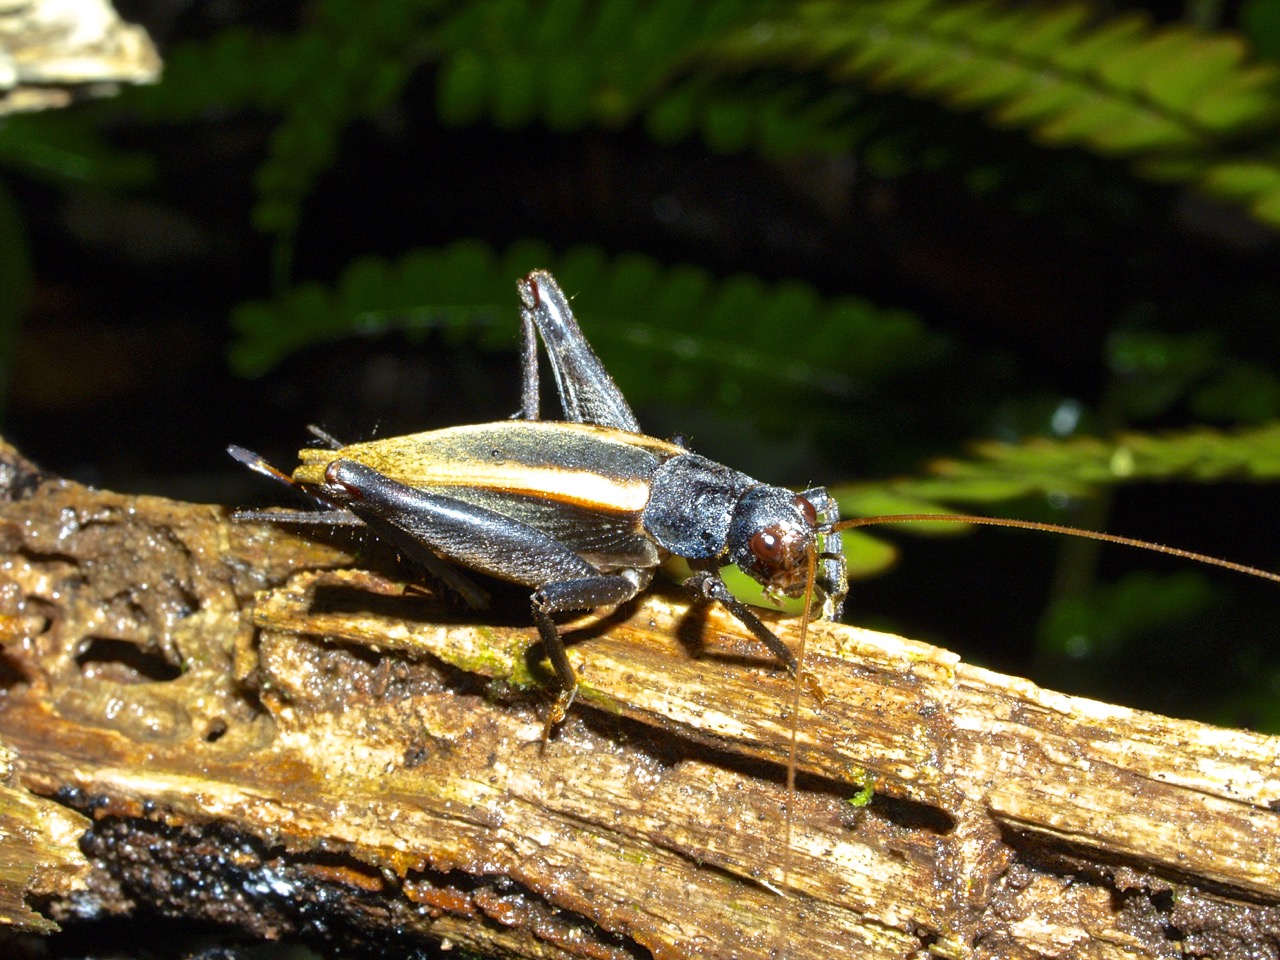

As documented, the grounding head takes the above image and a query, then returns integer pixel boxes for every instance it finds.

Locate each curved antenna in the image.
[830,513,1280,584]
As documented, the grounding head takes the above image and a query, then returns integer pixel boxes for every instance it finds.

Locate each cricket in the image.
[231,269,1280,956]
[230,269,849,727]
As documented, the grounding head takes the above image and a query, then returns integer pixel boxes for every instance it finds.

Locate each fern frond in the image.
[127,0,447,279]
[822,422,1280,581]
[710,0,1280,226]
[0,111,154,190]
[434,0,778,132]
[128,29,305,116]
[839,422,1280,507]
[433,0,880,156]
[230,238,940,413]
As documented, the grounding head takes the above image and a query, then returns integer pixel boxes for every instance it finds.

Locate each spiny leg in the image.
[228,445,489,609]
[799,485,847,621]
[683,567,825,702]
[682,569,799,673]
[517,271,641,432]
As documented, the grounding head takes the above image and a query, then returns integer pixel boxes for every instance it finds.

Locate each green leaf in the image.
[1250,183,1280,225]
[1094,28,1195,94]
[1141,32,1250,112]
[994,76,1084,126]
[841,530,901,579]
[1199,160,1280,200]
[708,1,1280,229]
[1005,4,1090,58]
[1050,15,1148,73]
[0,113,153,190]
[1187,66,1280,131]
[834,488,974,537]
[492,58,541,127]
[438,51,489,125]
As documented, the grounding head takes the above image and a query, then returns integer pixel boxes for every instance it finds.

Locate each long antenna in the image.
[831,513,1280,584]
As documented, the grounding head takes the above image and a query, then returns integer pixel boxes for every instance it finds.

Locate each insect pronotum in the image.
[232,270,1280,957]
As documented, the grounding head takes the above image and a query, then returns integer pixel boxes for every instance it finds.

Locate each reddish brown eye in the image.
[750,527,786,565]
[795,496,817,525]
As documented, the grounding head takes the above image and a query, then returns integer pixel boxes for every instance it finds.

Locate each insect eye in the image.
[750,527,786,566]
[795,496,817,525]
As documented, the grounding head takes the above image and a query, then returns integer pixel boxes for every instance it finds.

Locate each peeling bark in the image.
[0,437,1278,959]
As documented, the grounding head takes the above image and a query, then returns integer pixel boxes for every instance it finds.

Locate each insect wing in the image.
[295,421,681,572]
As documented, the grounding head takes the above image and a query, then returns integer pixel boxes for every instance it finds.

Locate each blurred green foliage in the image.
[3,0,1280,729]
[230,238,938,411]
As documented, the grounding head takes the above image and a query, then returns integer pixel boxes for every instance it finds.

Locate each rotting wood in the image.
[0,437,1278,959]
[0,737,90,932]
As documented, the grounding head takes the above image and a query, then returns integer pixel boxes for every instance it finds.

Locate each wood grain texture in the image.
[0,739,90,933]
[0,438,1277,958]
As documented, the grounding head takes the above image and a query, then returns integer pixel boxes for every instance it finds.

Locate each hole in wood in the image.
[76,637,181,684]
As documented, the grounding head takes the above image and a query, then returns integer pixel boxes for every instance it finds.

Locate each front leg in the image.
[799,484,847,621]
[681,566,799,675]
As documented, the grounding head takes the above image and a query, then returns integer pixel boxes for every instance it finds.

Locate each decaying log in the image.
[0,435,1278,959]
